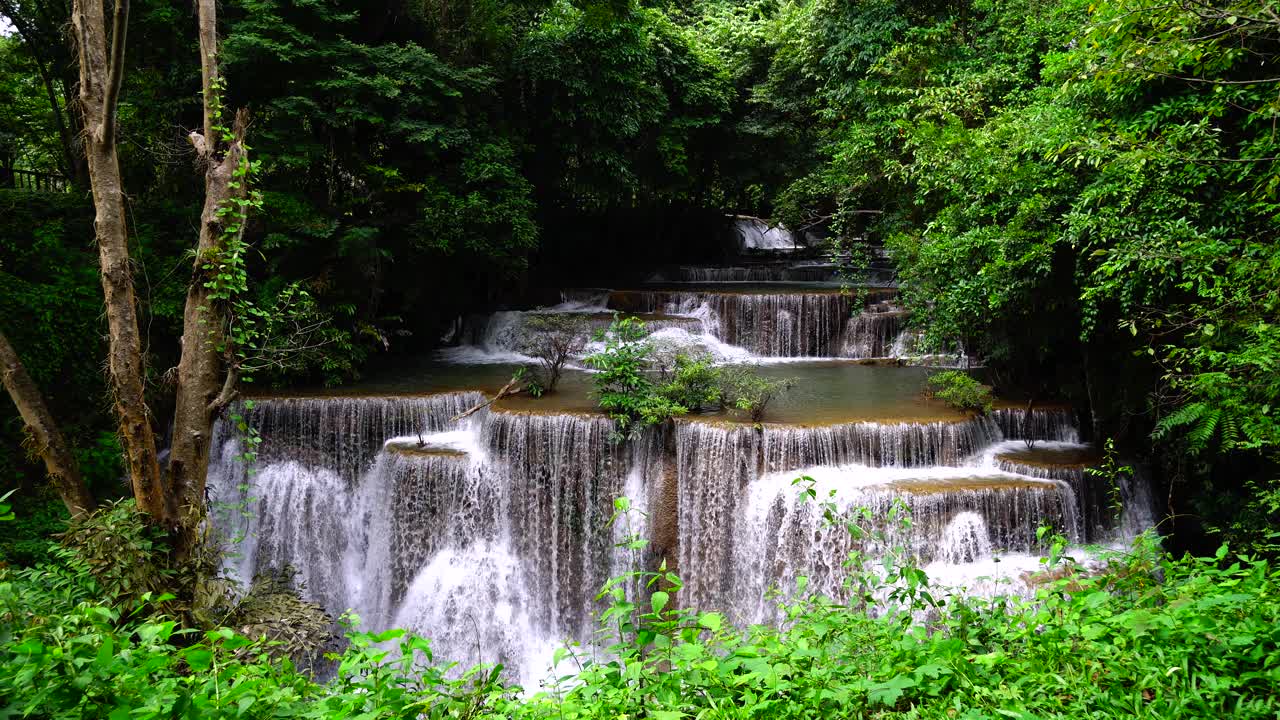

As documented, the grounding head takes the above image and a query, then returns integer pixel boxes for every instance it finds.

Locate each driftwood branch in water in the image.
[451,378,524,422]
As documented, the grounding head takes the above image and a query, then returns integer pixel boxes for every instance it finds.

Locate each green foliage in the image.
[3,488,1280,719]
[585,315,685,436]
[0,489,64,566]
[518,1,734,207]
[926,371,994,414]
[1087,438,1132,525]
[0,35,63,174]
[587,317,795,432]
[719,366,794,423]
[0,195,110,481]
[541,521,1280,719]
[57,500,176,610]
[656,353,722,412]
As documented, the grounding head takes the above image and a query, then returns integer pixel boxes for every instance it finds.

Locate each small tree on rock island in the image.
[0,0,334,595]
[521,314,588,395]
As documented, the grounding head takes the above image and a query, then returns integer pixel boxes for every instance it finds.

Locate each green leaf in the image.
[868,674,917,707]
[185,648,213,671]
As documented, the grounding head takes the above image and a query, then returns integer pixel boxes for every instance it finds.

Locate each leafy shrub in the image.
[587,319,796,432]
[657,353,723,412]
[57,499,175,610]
[720,367,794,423]
[586,315,686,436]
[520,313,587,395]
[926,370,993,414]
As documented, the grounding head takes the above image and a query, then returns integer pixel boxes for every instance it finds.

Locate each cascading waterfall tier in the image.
[607,288,901,357]
[761,415,1002,471]
[460,310,702,360]
[649,264,837,283]
[209,376,1149,681]
[718,469,1079,624]
[236,393,484,481]
[991,407,1080,443]
[208,402,660,687]
[672,417,1084,623]
[992,440,1155,543]
[671,410,1112,623]
[731,216,812,251]
[479,411,664,637]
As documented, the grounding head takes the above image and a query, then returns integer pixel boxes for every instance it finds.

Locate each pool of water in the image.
[256,359,965,426]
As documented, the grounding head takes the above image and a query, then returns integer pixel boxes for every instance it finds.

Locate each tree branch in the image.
[450,378,524,422]
[0,330,96,517]
[208,365,240,415]
[102,0,130,142]
[197,0,219,146]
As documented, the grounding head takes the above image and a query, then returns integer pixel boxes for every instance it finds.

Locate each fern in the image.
[1154,401,1250,454]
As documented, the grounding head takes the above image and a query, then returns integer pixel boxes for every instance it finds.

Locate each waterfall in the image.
[939,512,992,564]
[840,310,907,359]
[451,309,702,363]
[605,288,919,359]
[234,393,484,481]
[991,407,1080,443]
[608,289,905,357]
[209,402,660,688]
[673,439,1082,624]
[675,422,760,610]
[992,438,1157,544]
[762,415,1002,471]
[649,264,837,283]
[731,216,807,251]
[209,388,1149,655]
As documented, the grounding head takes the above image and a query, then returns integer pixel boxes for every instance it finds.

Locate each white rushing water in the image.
[443,287,948,364]
[210,396,665,689]
[210,392,1153,688]
[732,216,805,251]
[210,233,1153,688]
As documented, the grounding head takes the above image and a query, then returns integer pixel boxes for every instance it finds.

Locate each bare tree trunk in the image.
[168,0,251,554]
[0,330,96,517]
[71,0,170,523]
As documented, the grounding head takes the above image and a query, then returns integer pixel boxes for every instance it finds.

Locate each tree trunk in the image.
[0,330,96,517]
[71,0,170,524]
[168,0,251,555]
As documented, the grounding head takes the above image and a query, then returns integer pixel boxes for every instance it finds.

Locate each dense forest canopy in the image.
[1,0,1279,714]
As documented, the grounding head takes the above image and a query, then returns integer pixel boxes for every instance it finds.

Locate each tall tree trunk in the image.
[0,330,96,517]
[71,0,170,523]
[168,0,251,555]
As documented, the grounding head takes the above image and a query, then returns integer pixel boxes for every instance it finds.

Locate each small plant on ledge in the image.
[719,367,794,424]
[925,370,993,414]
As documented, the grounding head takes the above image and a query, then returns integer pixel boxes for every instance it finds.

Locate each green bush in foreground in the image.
[926,370,994,414]
[3,500,1279,718]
